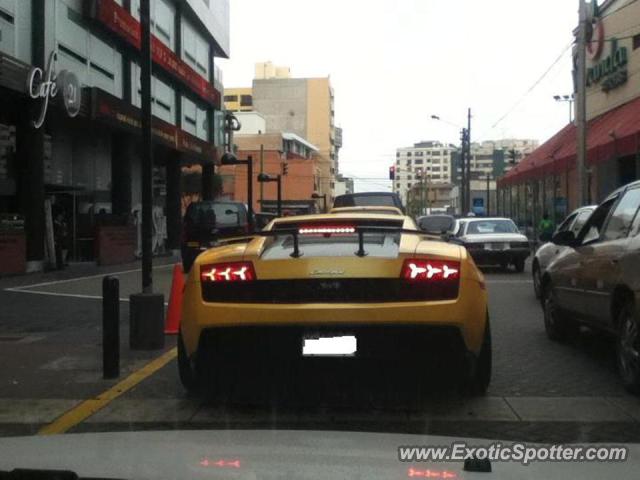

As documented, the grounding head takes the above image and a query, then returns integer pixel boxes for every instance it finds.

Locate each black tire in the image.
[616,301,640,394]
[513,257,525,273]
[178,332,200,395]
[532,261,542,299]
[464,315,492,396]
[543,282,578,342]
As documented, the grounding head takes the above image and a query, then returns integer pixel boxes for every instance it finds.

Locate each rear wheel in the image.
[178,332,200,395]
[532,261,542,298]
[463,315,492,396]
[543,282,578,342]
[616,301,640,394]
[513,257,525,273]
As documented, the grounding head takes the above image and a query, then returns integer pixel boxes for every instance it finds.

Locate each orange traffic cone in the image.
[164,263,185,335]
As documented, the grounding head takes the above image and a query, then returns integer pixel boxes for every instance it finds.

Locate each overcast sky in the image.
[218,0,578,192]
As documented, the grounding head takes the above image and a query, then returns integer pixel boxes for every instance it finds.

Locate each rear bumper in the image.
[196,324,467,363]
[468,248,530,265]
[181,275,488,357]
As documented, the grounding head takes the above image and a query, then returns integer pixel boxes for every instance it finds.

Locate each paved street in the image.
[1,260,640,442]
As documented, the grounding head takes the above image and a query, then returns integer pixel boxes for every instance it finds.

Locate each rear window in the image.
[466,219,518,234]
[186,202,247,226]
[334,195,399,208]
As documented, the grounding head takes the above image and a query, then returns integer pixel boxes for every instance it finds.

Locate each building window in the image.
[182,18,210,78]
[414,159,423,164]
[240,95,253,107]
[224,95,238,102]
[131,0,175,51]
[396,152,400,157]
[634,34,640,50]
[407,152,412,156]
[415,151,423,157]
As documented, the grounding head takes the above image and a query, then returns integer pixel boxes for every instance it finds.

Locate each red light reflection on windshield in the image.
[408,467,457,478]
[200,458,241,468]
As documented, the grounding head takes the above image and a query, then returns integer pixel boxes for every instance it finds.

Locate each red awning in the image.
[498,95,640,186]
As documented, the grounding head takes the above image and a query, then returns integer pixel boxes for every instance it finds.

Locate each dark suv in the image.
[542,180,640,392]
[332,192,405,212]
[181,201,251,272]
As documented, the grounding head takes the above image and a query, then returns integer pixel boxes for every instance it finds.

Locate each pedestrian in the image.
[53,209,69,269]
[538,212,554,242]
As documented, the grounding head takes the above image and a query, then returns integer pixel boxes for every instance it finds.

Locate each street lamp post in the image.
[221,152,254,230]
[258,173,282,217]
[431,112,472,214]
[311,193,327,213]
[554,94,575,123]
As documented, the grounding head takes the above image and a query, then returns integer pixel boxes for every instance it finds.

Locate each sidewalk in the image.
[0,259,179,436]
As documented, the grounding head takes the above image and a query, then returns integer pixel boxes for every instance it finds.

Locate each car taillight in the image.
[401,259,460,281]
[200,262,256,283]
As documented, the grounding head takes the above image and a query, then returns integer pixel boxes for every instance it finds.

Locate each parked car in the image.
[332,192,405,212]
[181,201,251,272]
[453,217,530,272]
[532,206,596,298]
[541,181,640,392]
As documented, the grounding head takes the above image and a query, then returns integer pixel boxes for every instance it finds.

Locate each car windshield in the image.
[4,0,640,475]
[465,219,519,234]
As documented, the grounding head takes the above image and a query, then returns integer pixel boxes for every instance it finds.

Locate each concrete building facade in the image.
[393,141,454,206]
[218,132,319,214]
[0,0,229,273]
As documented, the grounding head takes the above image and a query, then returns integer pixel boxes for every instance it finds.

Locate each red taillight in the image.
[200,262,256,283]
[401,259,460,281]
[298,225,356,235]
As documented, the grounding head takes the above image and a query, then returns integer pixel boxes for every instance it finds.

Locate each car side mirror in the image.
[552,230,577,247]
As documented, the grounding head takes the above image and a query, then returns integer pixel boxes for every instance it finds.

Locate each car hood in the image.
[0,430,638,480]
[461,233,529,244]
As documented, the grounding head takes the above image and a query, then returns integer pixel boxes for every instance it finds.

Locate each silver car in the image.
[532,206,595,298]
[454,217,530,272]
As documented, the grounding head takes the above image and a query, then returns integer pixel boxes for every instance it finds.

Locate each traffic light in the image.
[389,165,395,180]
[282,162,289,176]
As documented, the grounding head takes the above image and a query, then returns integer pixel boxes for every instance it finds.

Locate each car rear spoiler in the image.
[254,226,435,258]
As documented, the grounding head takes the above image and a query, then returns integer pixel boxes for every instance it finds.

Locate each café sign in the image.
[587,38,628,93]
[27,50,82,128]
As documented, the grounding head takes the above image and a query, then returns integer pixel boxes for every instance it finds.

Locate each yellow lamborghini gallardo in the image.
[179,212,490,395]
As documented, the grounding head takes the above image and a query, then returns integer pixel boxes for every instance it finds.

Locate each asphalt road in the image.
[1,259,640,442]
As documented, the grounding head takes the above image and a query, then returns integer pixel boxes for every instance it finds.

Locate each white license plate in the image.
[302,335,357,357]
[485,242,508,250]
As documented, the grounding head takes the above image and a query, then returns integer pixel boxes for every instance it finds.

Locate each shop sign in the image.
[27,51,82,129]
[587,38,628,92]
[91,88,216,161]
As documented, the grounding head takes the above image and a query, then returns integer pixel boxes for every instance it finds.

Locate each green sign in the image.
[587,38,628,92]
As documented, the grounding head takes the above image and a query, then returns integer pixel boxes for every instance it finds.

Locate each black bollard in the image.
[102,276,120,379]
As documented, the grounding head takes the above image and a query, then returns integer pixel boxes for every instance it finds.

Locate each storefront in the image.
[0,0,228,274]
[497,0,640,230]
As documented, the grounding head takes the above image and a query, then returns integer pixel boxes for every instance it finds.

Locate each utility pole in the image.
[486,175,490,216]
[140,0,153,293]
[259,144,264,211]
[466,108,472,214]
[459,131,466,215]
[576,0,588,207]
